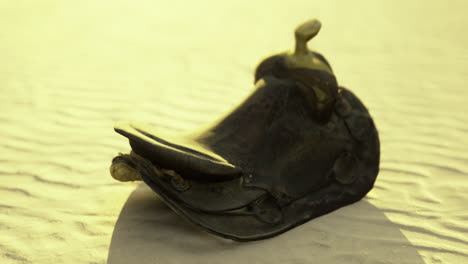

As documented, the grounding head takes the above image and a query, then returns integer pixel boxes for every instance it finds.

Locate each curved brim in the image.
[114,121,241,180]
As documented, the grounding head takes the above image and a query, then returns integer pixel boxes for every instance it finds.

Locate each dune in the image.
[1,0,467,263]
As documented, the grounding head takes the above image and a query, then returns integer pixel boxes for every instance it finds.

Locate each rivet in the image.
[171,178,190,192]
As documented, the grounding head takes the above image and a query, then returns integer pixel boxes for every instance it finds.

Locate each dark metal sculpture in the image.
[110,19,380,241]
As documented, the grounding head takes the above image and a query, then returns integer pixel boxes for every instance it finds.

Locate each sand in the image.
[1,0,467,263]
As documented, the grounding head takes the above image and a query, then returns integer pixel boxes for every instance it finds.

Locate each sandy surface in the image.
[1,0,467,263]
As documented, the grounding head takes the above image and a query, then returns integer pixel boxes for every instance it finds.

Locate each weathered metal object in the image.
[110,19,380,241]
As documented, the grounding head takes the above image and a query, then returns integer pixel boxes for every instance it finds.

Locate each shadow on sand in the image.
[107,184,425,264]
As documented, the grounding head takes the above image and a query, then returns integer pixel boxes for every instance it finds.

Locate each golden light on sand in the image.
[1,1,467,263]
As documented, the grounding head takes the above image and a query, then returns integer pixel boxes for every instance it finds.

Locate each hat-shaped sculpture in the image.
[110,19,380,241]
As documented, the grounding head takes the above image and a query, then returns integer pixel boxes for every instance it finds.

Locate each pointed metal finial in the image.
[285,19,332,74]
[294,19,322,56]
